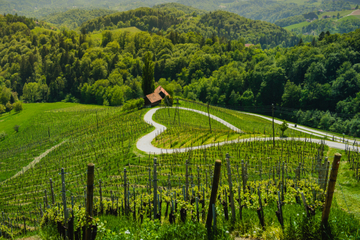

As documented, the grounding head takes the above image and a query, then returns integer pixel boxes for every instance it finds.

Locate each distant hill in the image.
[153,3,207,15]
[81,7,301,48]
[0,0,356,23]
[80,7,182,33]
[0,0,171,18]
[41,9,117,29]
[278,9,360,36]
[175,0,353,23]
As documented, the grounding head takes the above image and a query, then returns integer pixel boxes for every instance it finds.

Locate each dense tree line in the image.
[41,9,117,29]
[81,8,303,49]
[80,8,182,33]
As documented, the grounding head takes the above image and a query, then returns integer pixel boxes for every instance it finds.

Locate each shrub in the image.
[14,125,20,133]
[162,95,173,106]
[5,102,12,112]
[0,131,7,141]
[0,104,5,114]
[279,120,289,137]
[123,98,144,112]
[13,101,23,113]
[62,94,79,103]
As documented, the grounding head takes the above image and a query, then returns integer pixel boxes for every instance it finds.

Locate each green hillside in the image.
[41,8,117,29]
[279,9,360,35]
[0,0,356,25]
[153,2,208,15]
[80,8,302,48]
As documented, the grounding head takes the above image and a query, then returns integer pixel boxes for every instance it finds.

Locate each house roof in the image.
[146,92,162,103]
[155,86,169,96]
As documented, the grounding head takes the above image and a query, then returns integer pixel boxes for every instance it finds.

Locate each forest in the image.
[41,9,117,30]
[80,8,303,48]
[0,8,360,137]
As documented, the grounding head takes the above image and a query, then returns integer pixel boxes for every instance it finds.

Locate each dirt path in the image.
[1,140,66,185]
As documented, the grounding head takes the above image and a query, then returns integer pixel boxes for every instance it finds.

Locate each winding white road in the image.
[241,112,358,144]
[136,107,357,155]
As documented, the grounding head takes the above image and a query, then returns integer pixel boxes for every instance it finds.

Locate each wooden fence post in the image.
[322,153,341,224]
[85,163,94,240]
[206,160,221,234]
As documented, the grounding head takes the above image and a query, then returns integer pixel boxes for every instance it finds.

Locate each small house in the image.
[144,86,170,107]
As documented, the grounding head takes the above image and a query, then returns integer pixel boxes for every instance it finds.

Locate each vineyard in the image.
[0,101,359,239]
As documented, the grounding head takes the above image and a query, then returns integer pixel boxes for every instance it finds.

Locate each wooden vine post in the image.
[153,158,158,220]
[99,180,103,214]
[185,160,189,201]
[49,178,55,205]
[124,168,128,215]
[85,163,95,240]
[60,168,68,236]
[226,153,236,223]
[207,102,212,133]
[322,153,341,224]
[206,160,221,236]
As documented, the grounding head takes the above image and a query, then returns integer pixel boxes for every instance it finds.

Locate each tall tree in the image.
[142,52,155,96]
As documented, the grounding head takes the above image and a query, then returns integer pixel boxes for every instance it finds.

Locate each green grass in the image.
[284,9,356,32]
[154,107,229,130]
[31,26,57,34]
[0,103,108,182]
[0,102,78,134]
[178,99,312,139]
[325,147,360,220]
[338,15,360,22]
[318,9,354,18]
[152,107,264,149]
[284,21,311,31]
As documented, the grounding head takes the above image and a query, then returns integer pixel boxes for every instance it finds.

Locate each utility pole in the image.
[272,104,275,147]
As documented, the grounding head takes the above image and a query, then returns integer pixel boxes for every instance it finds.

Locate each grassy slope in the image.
[178,99,313,139]
[0,102,106,181]
[284,21,311,31]
[285,9,358,32]
[0,102,76,135]
[0,102,359,238]
[152,107,248,148]
[338,15,360,21]
[327,147,360,220]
